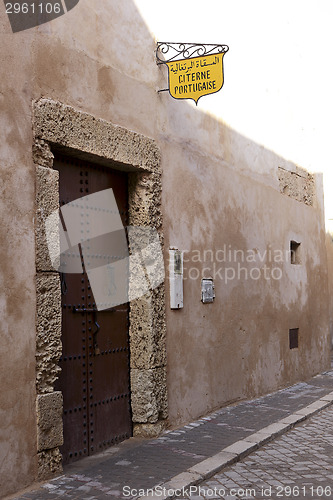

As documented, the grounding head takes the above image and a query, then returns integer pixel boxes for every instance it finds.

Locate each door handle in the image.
[93,318,101,356]
[72,305,118,355]
[72,306,97,313]
[72,306,101,356]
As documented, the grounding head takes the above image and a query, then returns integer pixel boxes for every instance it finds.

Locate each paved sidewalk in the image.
[11,364,333,500]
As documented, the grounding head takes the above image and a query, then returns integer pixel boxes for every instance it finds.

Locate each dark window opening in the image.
[289,328,299,349]
[290,240,301,264]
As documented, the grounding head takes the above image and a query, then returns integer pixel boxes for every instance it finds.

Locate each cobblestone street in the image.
[180,405,333,500]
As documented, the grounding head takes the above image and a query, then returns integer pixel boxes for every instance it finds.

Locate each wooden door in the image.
[54,155,132,464]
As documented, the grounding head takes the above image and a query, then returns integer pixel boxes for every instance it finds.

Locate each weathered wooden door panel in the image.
[54,155,132,464]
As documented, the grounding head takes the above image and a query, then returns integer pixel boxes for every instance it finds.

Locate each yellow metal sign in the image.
[156,43,229,105]
[166,53,225,105]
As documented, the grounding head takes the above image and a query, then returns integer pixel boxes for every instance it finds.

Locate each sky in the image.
[136,0,333,226]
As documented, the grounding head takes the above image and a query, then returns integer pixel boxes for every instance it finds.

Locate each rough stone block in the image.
[37,392,63,452]
[133,420,167,438]
[37,447,62,481]
[36,273,62,394]
[129,172,163,226]
[32,139,54,168]
[131,367,168,423]
[129,292,166,370]
[278,166,314,205]
[34,99,161,173]
[35,166,59,272]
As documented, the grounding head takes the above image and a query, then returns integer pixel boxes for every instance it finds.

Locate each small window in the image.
[289,328,299,349]
[290,240,301,264]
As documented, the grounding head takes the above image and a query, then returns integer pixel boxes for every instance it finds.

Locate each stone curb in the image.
[138,393,333,500]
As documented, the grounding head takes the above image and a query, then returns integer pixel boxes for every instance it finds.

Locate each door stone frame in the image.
[33,99,167,479]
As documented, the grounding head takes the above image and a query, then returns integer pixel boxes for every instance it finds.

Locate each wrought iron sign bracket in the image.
[156,42,229,65]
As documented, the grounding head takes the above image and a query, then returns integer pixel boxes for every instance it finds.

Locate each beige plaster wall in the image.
[0,11,37,498]
[162,143,329,425]
[0,0,330,495]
